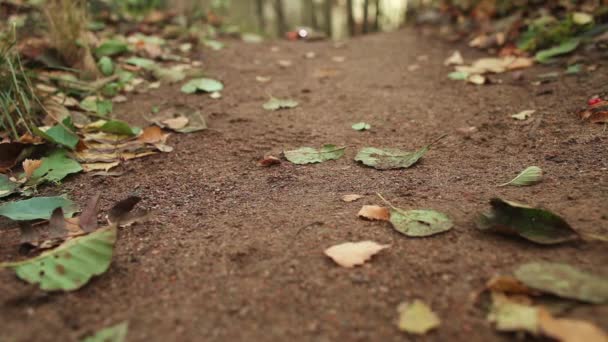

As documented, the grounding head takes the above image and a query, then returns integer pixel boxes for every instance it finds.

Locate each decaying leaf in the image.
[0,142,32,173]
[511,110,536,120]
[258,156,281,167]
[263,97,299,111]
[0,196,77,221]
[324,241,389,268]
[539,309,607,342]
[107,196,147,227]
[82,322,129,342]
[0,175,18,198]
[357,205,390,221]
[147,106,207,133]
[578,100,608,124]
[536,39,580,64]
[397,300,441,335]
[499,166,543,187]
[487,292,540,334]
[22,159,43,179]
[27,150,83,186]
[284,145,345,164]
[514,262,608,304]
[355,147,428,170]
[0,227,117,291]
[388,208,453,237]
[444,51,464,66]
[486,275,537,295]
[342,194,363,202]
[476,198,579,245]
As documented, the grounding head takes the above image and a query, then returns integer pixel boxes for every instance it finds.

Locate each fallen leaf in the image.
[578,100,608,124]
[181,78,224,94]
[148,106,207,133]
[468,74,486,85]
[342,194,363,202]
[82,162,120,173]
[263,97,299,111]
[324,241,389,268]
[256,76,271,83]
[79,194,100,233]
[486,275,537,295]
[107,196,142,225]
[487,292,540,334]
[22,159,42,179]
[27,150,83,186]
[512,110,536,120]
[352,122,371,131]
[277,60,293,68]
[476,198,579,245]
[125,57,157,70]
[499,166,543,187]
[162,117,189,130]
[539,308,607,342]
[258,156,281,167]
[137,126,166,144]
[0,227,116,291]
[448,71,469,80]
[0,196,77,221]
[397,300,441,335]
[514,262,608,304]
[536,39,580,64]
[284,145,345,164]
[332,56,346,63]
[358,205,390,221]
[36,117,80,149]
[444,51,464,66]
[389,208,453,237]
[0,175,18,198]
[572,12,594,26]
[82,322,129,342]
[355,147,428,170]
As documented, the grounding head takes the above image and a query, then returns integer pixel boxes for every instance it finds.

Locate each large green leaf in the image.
[514,262,608,304]
[0,174,18,198]
[1,227,116,291]
[389,209,453,237]
[284,144,345,164]
[476,198,579,245]
[82,322,128,342]
[28,150,83,185]
[95,40,129,58]
[181,78,224,94]
[0,196,77,220]
[535,39,580,63]
[99,120,139,136]
[355,146,428,170]
[38,117,80,150]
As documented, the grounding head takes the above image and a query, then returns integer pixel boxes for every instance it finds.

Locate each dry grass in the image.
[44,0,98,79]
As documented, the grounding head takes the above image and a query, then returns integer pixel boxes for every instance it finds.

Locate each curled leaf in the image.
[357,205,390,221]
[355,147,428,170]
[83,322,129,342]
[476,198,579,245]
[181,78,224,94]
[324,241,389,268]
[499,166,543,187]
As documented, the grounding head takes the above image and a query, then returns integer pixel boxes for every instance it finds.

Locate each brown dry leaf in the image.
[342,194,364,202]
[79,194,100,233]
[358,205,390,221]
[506,57,534,71]
[161,116,189,130]
[444,51,464,66]
[539,309,608,342]
[23,159,43,179]
[579,100,608,124]
[82,162,120,172]
[18,134,45,145]
[0,142,29,173]
[486,275,537,295]
[258,156,281,167]
[138,126,166,144]
[107,196,141,225]
[324,241,390,268]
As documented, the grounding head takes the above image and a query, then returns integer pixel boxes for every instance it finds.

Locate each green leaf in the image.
[355,146,428,170]
[352,122,371,131]
[1,227,116,291]
[82,322,128,342]
[565,64,582,75]
[99,120,139,136]
[535,39,580,64]
[397,300,440,335]
[38,117,79,150]
[0,196,77,220]
[487,292,539,334]
[448,71,469,80]
[125,57,157,70]
[514,262,608,304]
[0,174,18,198]
[98,56,114,76]
[97,100,113,116]
[499,166,543,187]
[476,198,579,245]
[95,40,128,58]
[263,97,299,111]
[284,144,345,164]
[152,66,185,84]
[389,209,453,237]
[181,78,224,94]
[29,150,82,185]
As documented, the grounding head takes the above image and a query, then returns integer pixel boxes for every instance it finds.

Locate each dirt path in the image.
[1,29,607,341]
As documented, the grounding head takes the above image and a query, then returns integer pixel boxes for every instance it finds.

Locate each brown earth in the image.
[1,28,607,341]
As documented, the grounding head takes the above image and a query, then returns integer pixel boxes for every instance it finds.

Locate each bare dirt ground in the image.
[1,28,607,341]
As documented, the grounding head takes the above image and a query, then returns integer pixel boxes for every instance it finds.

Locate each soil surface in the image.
[1,28,607,342]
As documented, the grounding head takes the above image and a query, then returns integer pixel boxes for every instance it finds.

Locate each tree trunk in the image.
[362,0,370,34]
[256,0,265,32]
[323,0,333,37]
[373,0,380,32]
[346,0,355,36]
[274,0,286,35]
